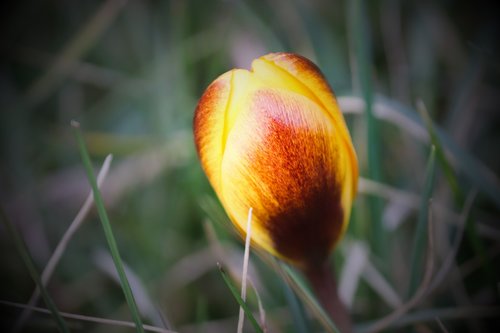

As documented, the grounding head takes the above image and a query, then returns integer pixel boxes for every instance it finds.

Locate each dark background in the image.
[1,0,499,332]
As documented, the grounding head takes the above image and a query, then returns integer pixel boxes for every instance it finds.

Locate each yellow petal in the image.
[194,52,359,268]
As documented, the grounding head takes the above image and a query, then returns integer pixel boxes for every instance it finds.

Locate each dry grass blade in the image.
[13,154,113,332]
[361,258,403,309]
[251,279,267,332]
[358,177,420,208]
[389,306,500,328]
[364,202,436,333]
[429,191,476,292]
[204,218,268,331]
[0,300,175,333]
[358,177,498,241]
[164,247,216,291]
[238,207,253,333]
[435,317,450,333]
[340,96,500,209]
[217,264,264,333]
[339,96,427,140]
[339,241,368,309]
[22,0,129,110]
[13,47,133,88]
[93,249,167,328]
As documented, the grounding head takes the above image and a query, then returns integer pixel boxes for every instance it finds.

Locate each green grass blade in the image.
[407,146,436,297]
[235,1,283,51]
[374,95,500,209]
[281,277,310,333]
[0,206,69,333]
[71,121,145,333]
[417,101,496,294]
[217,263,263,333]
[417,101,460,199]
[280,263,340,333]
[349,0,384,257]
[291,0,349,87]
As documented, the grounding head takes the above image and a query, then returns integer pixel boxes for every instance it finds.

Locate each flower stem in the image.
[303,263,352,333]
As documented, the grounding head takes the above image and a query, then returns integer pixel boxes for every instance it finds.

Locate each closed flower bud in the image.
[194,52,358,269]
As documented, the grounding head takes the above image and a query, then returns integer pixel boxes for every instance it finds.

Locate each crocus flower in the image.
[194,52,358,269]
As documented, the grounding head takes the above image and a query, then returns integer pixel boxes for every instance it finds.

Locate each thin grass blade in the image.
[71,121,144,333]
[383,306,500,331]
[417,101,496,291]
[0,300,175,333]
[342,94,500,210]
[280,263,340,333]
[0,207,69,333]
[407,146,436,296]
[217,263,264,333]
[237,208,253,333]
[363,202,436,333]
[281,277,310,333]
[349,0,384,257]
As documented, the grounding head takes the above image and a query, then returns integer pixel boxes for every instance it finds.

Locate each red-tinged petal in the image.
[193,71,232,194]
[221,88,347,267]
[257,53,359,201]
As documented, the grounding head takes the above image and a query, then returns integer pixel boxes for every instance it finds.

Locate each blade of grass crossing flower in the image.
[280,263,340,333]
[217,263,263,333]
[0,207,69,333]
[237,208,253,333]
[407,146,436,297]
[204,218,267,330]
[71,121,144,333]
[281,277,310,333]
[417,101,496,292]
[349,0,384,257]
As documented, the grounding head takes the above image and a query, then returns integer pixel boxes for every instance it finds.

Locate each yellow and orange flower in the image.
[194,52,358,269]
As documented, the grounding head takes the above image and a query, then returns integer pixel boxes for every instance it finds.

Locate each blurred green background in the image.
[1,0,499,332]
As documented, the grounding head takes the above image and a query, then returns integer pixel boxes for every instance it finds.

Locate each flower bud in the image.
[194,52,358,268]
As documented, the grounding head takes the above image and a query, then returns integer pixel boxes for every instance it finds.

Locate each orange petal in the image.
[193,71,232,193]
